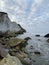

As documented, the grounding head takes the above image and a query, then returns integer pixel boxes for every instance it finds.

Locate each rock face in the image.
[0,12,26,37]
[44,33,49,37]
[0,12,20,32]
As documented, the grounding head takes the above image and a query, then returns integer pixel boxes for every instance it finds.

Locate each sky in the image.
[0,0,49,35]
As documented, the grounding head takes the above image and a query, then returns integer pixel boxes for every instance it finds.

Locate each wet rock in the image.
[0,54,22,65]
[30,45,34,49]
[35,35,40,37]
[44,33,49,37]
[47,39,49,43]
[34,51,41,55]
[24,37,31,41]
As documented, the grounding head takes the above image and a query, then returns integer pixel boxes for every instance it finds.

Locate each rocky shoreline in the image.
[0,12,31,65]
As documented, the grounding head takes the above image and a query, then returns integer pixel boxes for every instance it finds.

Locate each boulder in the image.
[34,51,41,55]
[35,35,40,37]
[24,37,31,41]
[0,54,22,65]
[44,33,49,37]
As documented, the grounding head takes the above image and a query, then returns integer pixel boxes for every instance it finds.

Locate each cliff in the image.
[0,12,26,37]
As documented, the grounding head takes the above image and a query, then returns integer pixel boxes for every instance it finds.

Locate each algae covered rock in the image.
[0,54,22,65]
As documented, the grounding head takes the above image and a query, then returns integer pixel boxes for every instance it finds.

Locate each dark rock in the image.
[0,56,3,60]
[47,39,49,43]
[0,12,7,14]
[24,37,31,41]
[44,33,49,37]
[30,45,34,49]
[18,24,26,33]
[0,31,4,38]
[35,35,40,37]
[34,51,41,55]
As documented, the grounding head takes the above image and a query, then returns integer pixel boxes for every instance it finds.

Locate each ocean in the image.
[17,32,49,65]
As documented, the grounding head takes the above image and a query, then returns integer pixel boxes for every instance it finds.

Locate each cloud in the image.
[0,0,49,35]
[0,0,6,11]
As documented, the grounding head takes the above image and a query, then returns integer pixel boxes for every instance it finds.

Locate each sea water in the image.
[17,32,49,65]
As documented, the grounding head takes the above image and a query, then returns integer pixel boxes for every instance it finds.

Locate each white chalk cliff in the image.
[0,12,21,32]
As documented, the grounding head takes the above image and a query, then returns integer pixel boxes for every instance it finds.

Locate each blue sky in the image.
[0,0,49,35]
